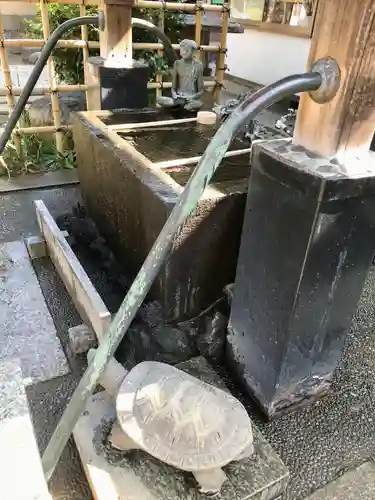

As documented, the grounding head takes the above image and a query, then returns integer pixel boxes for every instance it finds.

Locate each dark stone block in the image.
[227,140,375,418]
[88,56,149,110]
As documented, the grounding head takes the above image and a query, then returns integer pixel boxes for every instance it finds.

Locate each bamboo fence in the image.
[0,0,230,153]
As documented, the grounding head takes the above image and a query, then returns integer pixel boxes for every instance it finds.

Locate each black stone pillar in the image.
[227,140,375,418]
[88,56,149,110]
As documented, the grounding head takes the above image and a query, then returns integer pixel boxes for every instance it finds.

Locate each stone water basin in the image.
[72,108,251,321]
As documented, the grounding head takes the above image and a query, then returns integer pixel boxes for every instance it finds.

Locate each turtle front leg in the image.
[109,420,139,452]
[192,468,227,496]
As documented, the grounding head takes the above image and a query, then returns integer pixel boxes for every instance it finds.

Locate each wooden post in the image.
[87,0,134,111]
[214,2,229,102]
[100,0,133,66]
[80,4,91,108]
[293,0,375,163]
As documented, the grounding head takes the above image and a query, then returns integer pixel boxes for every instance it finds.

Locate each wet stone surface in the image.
[29,189,375,499]
[27,374,93,500]
[55,203,229,369]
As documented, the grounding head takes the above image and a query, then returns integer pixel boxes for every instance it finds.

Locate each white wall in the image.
[226,29,311,86]
[0,2,37,16]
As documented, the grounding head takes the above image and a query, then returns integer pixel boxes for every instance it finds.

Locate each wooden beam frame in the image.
[293,0,375,163]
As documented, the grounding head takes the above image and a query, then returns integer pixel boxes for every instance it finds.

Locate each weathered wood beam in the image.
[294,0,375,163]
[100,0,133,64]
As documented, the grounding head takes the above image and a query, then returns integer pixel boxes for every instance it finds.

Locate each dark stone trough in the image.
[72,108,251,321]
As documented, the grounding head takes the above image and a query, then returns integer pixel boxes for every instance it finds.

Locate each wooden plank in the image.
[294,0,375,162]
[34,200,111,342]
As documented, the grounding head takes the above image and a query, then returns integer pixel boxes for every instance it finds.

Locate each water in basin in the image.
[163,155,250,194]
[119,122,250,163]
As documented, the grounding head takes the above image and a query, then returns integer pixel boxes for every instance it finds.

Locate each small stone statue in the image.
[157,39,204,112]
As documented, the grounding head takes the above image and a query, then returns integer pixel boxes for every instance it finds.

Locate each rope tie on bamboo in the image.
[5,85,13,97]
[218,47,228,55]
[213,80,225,91]
[222,3,230,13]
[161,0,167,11]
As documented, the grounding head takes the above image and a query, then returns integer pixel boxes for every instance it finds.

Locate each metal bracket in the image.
[309,57,341,104]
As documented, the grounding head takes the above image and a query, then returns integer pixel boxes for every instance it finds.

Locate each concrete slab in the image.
[26,374,92,500]
[0,240,69,384]
[305,462,375,500]
[0,358,51,500]
[74,357,289,500]
[0,185,81,244]
[0,170,79,194]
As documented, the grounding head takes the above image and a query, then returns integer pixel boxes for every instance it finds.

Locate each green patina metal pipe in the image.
[42,71,322,480]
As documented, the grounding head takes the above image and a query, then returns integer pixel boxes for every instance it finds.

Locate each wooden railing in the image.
[0,0,230,153]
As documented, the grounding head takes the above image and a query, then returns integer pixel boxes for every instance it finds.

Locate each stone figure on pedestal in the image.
[157,39,204,112]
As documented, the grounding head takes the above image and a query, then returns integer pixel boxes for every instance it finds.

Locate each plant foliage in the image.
[1,112,76,177]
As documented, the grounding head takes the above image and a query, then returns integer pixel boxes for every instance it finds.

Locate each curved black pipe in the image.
[42,70,322,481]
[0,16,99,156]
[131,18,177,64]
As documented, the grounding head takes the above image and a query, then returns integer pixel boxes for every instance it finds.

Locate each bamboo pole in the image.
[134,1,224,12]
[0,11,21,153]
[0,80,214,97]
[16,125,72,134]
[80,4,90,106]
[108,116,197,132]
[155,47,164,101]
[195,0,202,62]
[0,0,225,10]
[148,80,214,90]
[214,0,230,102]
[0,84,88,96]
[40,0,64,153]
[2,39,219,53]
[155,147,251,169]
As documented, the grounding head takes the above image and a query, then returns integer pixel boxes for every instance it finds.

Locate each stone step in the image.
[305,462,375,500]
[0,240,69,385]
[0,358,52,500]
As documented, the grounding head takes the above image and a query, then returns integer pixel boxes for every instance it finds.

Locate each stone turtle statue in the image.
[89,350,254,496]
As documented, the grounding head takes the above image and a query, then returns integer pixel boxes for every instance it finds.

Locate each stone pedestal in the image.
[227,140,375,418]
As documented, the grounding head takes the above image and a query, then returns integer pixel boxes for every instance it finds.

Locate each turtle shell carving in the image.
[116,361,253,471]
